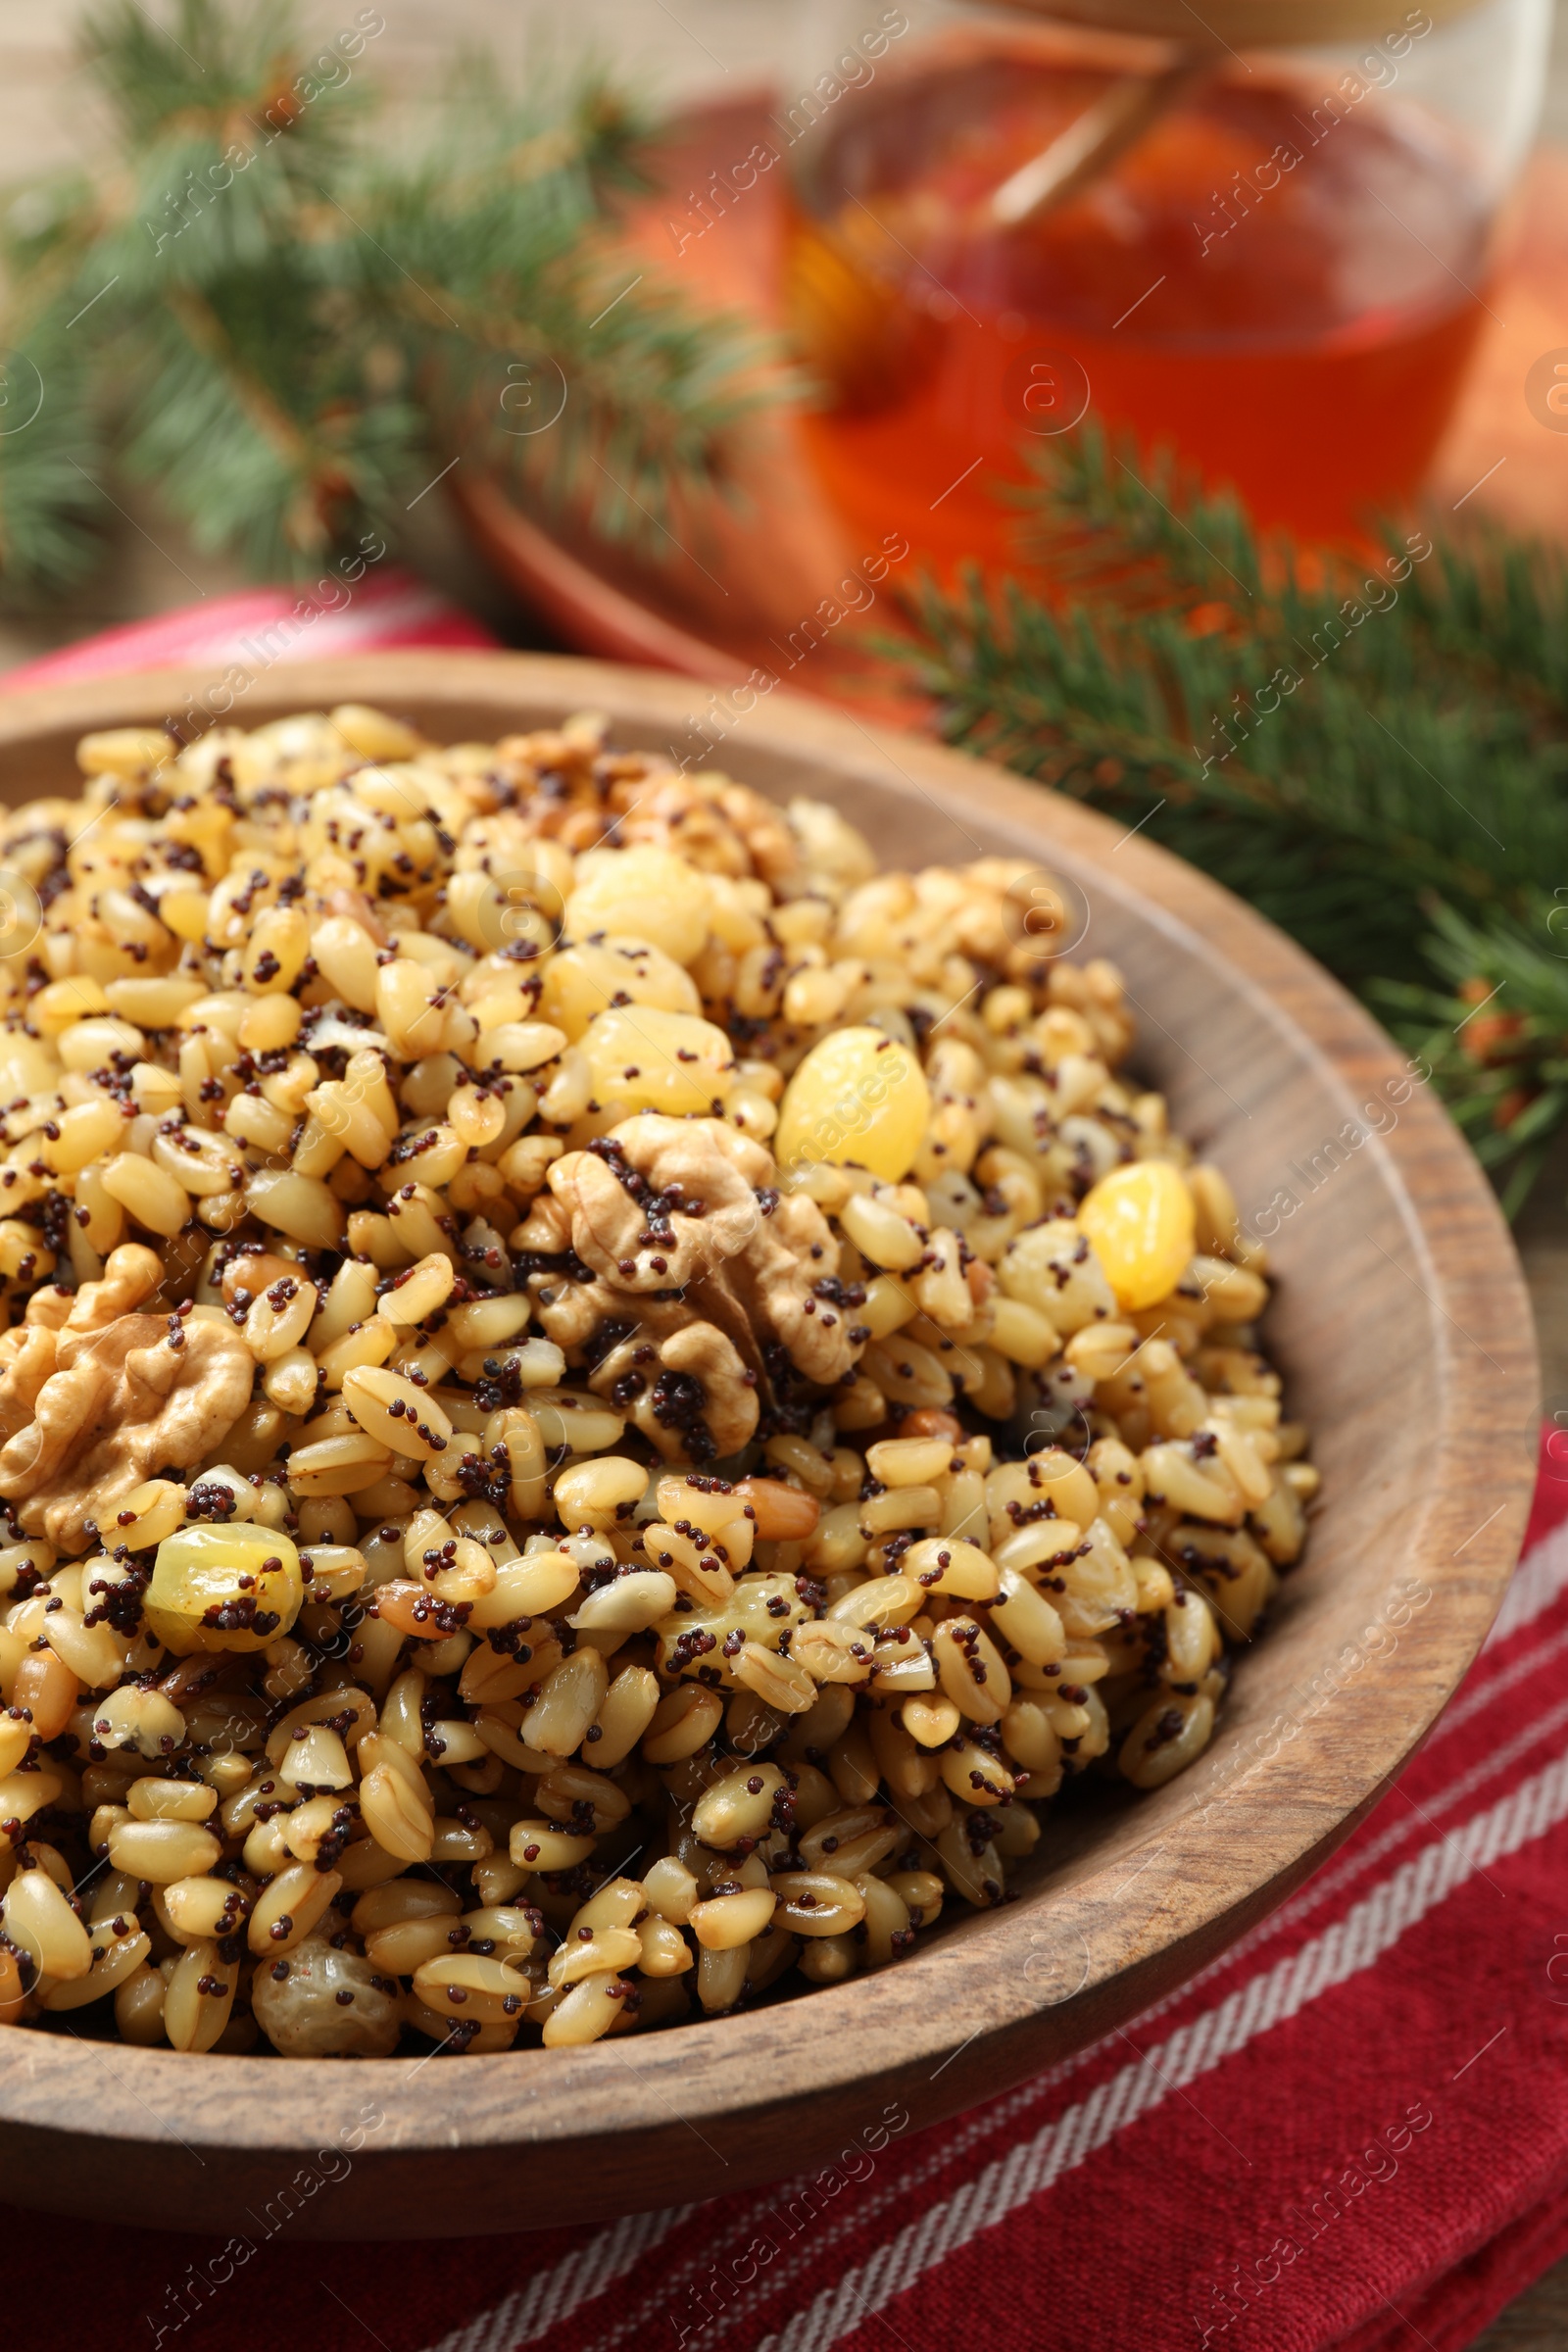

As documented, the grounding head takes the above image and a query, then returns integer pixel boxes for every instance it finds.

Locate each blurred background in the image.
[2,0,1566,666]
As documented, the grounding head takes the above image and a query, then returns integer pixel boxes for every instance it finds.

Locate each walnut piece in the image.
[0,1325,59,1446]
[733,1188,865,1390]
[542,1116,864,1462]
[62,1243,166,1333]
[534,1282,760,1462]
[655,1321,760,1455]
[23,1286,74,1333]
[551,1120,762,1295]
[612,772,801,887]
[0,1307,253,1551]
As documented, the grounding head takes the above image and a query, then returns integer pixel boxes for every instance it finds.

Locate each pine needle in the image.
[897,425,1568,1215]
[0,0,774,600]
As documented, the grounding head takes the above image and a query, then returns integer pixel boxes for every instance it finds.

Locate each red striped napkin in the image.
[2,597,1562,2350]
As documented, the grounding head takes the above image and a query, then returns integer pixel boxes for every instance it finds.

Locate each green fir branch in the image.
[0,322,108,596]
[899,426,1568,1214]
[0,0,774,600]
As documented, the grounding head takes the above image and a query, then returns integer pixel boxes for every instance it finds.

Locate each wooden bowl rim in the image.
[0,651,1537,2167]
[986,0,1481,47]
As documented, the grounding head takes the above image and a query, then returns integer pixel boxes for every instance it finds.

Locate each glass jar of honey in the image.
[783,0,1548,561]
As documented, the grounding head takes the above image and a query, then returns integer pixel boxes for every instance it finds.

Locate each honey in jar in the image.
[784,2,1544,561]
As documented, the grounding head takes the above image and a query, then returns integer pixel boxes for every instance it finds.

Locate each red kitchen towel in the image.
[0,565,496,694]
[0,1446,1563,2352]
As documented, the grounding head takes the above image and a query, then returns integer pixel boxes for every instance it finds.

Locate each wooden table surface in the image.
[0,0,1565,2334]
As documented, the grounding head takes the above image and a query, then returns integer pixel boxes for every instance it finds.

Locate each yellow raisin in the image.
[774,1026,930,1183]
[539,940,700,1042]
[145,1525,305,1655]
[564,846,710,965]
[1078,1161,1196,1311]
[580,1006,737,1115]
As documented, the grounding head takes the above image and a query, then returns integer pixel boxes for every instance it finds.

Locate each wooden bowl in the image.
[0,652,1537,2238]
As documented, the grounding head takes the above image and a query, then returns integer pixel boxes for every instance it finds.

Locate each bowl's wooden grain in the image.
[0,653,1538,2238]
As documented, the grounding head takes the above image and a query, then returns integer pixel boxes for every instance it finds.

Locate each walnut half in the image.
[541,1116,866,1464]
[0,1303,253,1553]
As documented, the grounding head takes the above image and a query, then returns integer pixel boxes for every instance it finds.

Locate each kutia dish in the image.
[0,696,1308,2059]
[0,656,1532,2236]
